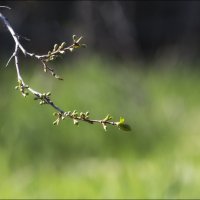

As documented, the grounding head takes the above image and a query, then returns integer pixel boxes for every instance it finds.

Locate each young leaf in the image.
[119,117,125,124]
[118,123,131,131]
[116,117,131,132]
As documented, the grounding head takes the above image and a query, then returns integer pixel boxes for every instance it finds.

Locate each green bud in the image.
[74,43,80,48]
[61,116,65,120]
[60,42,66,49]
[116,117,131,132]
[85,111,89,116]
[48,51,51,56]
[80,112,85,119]
[66,111,71,116]
[102,123,107,131]
[53,119,59,126]
[73,119,79,126]
[69,47,74,52]
[103,114,112,122]
[72,35,77,42]
[53,44,58,51]
[55,75,63,80]
[53,112,58,116]
[39,101,44,105]
[72,110,78,115]
[50,56,55,61]
[18,79,22,85]
[60,50,65,54]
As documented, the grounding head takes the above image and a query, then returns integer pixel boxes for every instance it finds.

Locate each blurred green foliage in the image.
[0,56,200,198]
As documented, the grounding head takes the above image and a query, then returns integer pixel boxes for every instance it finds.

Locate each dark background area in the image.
[1,1,200,63]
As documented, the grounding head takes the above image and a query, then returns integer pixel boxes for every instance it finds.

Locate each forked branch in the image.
[0,8,131,132]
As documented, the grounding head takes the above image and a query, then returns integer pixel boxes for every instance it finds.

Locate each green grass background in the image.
[0,55,200,198]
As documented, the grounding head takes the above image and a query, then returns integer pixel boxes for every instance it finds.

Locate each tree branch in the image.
[0,10,131,132]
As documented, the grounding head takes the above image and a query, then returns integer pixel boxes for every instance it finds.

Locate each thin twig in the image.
[0,10,130,131]
[0,6,11,10]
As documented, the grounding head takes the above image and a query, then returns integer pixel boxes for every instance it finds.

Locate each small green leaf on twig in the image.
[118,123,131,131]
[73,119,79,126]
[116,117,131,132]
[119,117,125,124]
